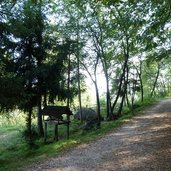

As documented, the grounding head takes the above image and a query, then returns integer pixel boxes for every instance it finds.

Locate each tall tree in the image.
[7,0,78,137]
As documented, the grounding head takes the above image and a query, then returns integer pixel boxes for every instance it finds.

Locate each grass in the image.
[0,98,159,171]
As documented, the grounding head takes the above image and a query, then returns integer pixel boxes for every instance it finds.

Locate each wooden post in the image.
[67,122,69,139]
[44,122,47,143]
[54,124,58,141]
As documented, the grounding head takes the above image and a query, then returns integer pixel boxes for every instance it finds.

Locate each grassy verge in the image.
[0,98,159,171]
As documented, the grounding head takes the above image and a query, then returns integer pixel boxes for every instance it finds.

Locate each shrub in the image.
[21,124,39,148]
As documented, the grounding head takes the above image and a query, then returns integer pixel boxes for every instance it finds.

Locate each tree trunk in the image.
[105,72,111,119]
[111,55,129,115]
[151,64,160,97]
[37,51,44,136]
[139,75,144,102]
[37,95,44,136]
[27,109,32,142]
[111,75,123,115]
[95,81,101,126]
[76,28,83,123]
[135,60,144,102]
[111,37,129,116]
[126,90,131,108]
[118,66,128,115]
[139,61,144,102]
[99,49,111,119]
[67,54,71,107]
[43,92,47,107]
[80,58,101,125]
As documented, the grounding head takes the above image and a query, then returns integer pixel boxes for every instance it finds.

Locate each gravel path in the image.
[25,99,171,171]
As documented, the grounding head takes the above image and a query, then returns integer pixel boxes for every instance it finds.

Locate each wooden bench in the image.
[42,106,73,142]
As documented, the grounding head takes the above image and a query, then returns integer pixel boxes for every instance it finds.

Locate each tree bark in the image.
[151,64,160,97]
[37,95,44,136]
[118,65,128,115]
[27,109,32,144]
[95,80,101,126]
[111,54,129,115]
[67,54,71,107]
[80,59,101,125]
[76,27,83,123]
[105,73,111,119]
[134,59,144,102]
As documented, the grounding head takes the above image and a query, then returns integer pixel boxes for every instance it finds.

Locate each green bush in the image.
[21,124,39,148]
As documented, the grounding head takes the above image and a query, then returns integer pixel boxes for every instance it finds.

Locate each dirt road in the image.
[25,99,171,171]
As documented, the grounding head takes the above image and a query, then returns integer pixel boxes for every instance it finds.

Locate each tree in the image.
[0,1,24,111]
[1,0,171,134]
[7,1,78,137]
[70,0,114,119]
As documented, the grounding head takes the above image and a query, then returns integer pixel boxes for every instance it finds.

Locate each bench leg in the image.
[54,124,58,141]
[44,122,47,143]
[67,123,69,139]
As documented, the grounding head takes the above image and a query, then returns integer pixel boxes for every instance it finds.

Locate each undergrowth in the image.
[0,98,159,171]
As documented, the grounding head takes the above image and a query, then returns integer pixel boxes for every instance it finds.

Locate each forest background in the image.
[0,0,171,169]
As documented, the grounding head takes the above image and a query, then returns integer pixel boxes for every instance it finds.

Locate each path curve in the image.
[25,99,171,171]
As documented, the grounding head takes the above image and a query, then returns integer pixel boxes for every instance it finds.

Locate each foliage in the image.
[0,97,157,171]
[1,0,170,110]
[0,0,171,161]
[21,124,39,147]
[0,0,83,136]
